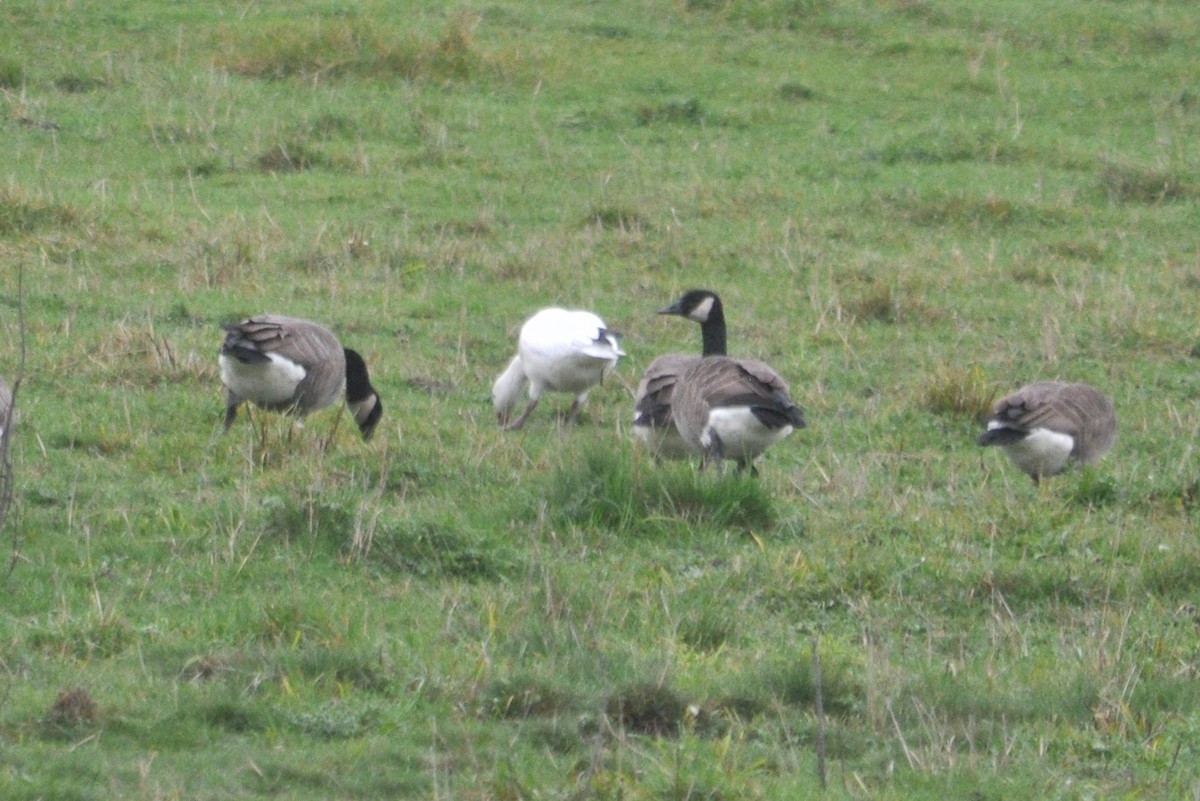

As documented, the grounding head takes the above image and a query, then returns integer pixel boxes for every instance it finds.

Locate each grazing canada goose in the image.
[632,352,698,460]
[659,289,806,473]
[219,314,383,441]
[492,307,625,430]
[977,380,1116,483]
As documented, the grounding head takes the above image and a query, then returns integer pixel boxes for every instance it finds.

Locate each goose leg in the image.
[321,405,345,452]
[504,398,539,430]
[255,408,269,453]
[700,434,724,473]
[286,419,297,444]
[223,392,242,432]
[565,397,584,426]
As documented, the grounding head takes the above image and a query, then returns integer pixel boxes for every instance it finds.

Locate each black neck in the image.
[343,348,376,403]
[700,306,727,356]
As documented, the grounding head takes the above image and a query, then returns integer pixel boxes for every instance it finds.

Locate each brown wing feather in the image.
[672,356,800,448]
[733,357,790,395]
[236,315,342,364]
[634,353,697,426]
[222,315,346,415]
[991,382,1073,430]
[1058,383,1117,461]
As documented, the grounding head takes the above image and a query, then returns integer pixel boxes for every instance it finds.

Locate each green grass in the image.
[2,0,1200,798]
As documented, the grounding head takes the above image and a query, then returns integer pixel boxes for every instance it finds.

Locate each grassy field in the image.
[2,0,1200,798]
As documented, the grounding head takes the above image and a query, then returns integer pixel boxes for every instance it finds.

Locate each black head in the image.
[659,289,727,356]
[344,348,383,441]
[658,289,723,323]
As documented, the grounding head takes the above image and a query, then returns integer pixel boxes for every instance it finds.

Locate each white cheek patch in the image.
[220,352,307,405]
[350,393,377,420]
[687,296,714,322]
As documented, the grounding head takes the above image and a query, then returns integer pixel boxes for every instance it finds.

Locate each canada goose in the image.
[219,314,383,441]
[492,307,625,430]
[977,380,1116,483]
[632,352,697,459]
[659,289,806,473]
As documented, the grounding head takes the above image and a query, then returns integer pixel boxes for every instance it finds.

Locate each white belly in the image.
[526,353,612,395]
[1001,426,1075,477]
[702,407,793,462]
[220,353,307,406]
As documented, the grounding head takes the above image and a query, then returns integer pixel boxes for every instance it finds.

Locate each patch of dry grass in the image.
[0,185,81,235]
[1100,158,1199,204]
[217,13,486,84]
[922,364,995,420]
[256,140,328,173]
[879,189,1070,229]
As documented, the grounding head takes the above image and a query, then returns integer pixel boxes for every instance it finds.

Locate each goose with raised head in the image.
[977,380,1116,483]
[492,307,625,430]
[659,289,805,474]
[219,314,383,441]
